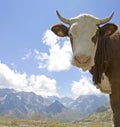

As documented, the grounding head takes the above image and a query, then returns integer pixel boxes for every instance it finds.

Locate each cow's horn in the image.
[98,11,114,25]
[56,10,70,24]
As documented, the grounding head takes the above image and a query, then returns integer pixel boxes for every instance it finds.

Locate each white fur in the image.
[69,14,99,71]
[97,73,112,94]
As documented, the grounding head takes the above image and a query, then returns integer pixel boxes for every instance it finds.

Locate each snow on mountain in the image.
[0,95,7,101]
[68,94,109,115]
[0,88,109,118]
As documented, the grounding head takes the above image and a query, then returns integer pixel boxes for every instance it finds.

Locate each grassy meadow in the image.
[0,116,112,127]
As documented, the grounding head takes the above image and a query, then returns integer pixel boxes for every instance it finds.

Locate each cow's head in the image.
[51,11,117,71]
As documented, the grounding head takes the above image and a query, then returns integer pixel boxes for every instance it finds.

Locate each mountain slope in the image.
[69,94,109,115]
[81,102,112,124]
[48,96,74,106]
[45,100,66,114]
[0,88,51,117]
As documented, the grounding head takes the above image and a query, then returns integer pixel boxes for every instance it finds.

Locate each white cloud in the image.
[42,29,59,46]
[71,76,101,97]
[20,30,72,72]
[21,49,32,60]
[0,63,58,97]
[35,29,72,71]
[34,49,49,69]
[0,63,27,90]
[28,75,57,97]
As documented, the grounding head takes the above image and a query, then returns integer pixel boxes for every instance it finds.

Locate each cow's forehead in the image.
[70,14,99,23]
[69,14,99,35]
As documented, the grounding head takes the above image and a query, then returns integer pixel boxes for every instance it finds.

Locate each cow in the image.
[51,11,120,127]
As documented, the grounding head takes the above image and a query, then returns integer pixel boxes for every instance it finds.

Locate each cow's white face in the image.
[68,15,98,71]
[51,11,114,71]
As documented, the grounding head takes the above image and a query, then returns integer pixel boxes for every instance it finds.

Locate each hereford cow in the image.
[51,11,120,127]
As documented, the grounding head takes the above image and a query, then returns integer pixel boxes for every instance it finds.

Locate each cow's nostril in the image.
[74,55,91,64]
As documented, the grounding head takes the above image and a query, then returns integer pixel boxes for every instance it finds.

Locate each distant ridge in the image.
[0,88,110,122]
[45,100,66,114]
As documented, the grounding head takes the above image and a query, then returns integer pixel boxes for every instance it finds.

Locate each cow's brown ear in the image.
[100,23,118,37]
[51,24,69,37]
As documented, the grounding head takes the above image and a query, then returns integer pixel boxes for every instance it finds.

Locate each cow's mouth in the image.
[72,55,93,71]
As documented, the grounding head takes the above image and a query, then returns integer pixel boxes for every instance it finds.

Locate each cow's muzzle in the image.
[72,55,92,70]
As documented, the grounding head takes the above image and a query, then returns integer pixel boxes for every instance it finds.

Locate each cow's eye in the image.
[69,33,73,51]
[69,33,73,42]
[91,35,97,45]
[69,33,72,38]
[69,33,73,41]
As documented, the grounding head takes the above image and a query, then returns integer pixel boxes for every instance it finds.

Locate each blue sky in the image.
[0,0,120,98]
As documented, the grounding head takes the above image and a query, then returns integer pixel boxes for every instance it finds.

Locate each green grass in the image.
[0,116,112,127]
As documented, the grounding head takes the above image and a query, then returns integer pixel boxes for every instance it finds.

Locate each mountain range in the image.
[0,88,109,121]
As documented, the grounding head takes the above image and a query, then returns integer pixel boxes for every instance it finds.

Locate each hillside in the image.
[69,94,109,115]
[81,102,113,124]
[45,100,66,114]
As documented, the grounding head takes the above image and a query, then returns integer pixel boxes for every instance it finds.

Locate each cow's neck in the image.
[90,37,111,93]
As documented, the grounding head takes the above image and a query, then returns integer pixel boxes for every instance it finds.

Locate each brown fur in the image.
[90,28,120,127]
